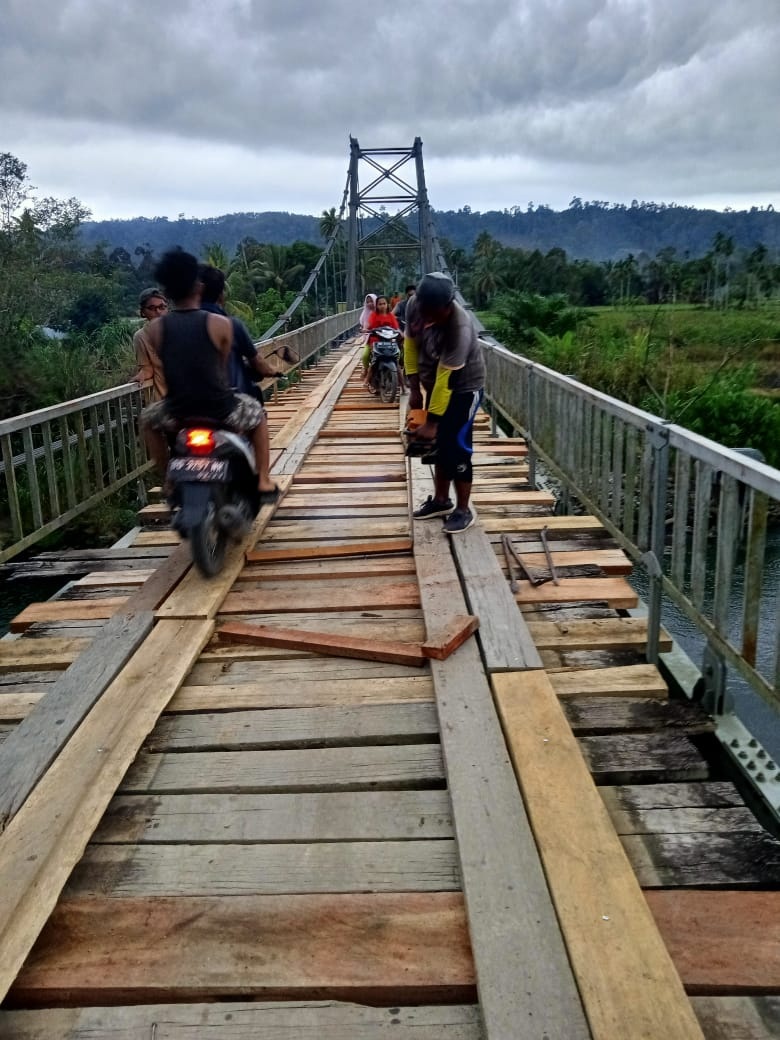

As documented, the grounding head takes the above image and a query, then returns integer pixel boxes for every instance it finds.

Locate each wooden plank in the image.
[494,547,632,574]
[447,526,543,670]
[93,789,454,843]
[550,663,668,698]
[9,893,475,1006]
[494,669,705,1040]
[646,890,780,994]
[169,675,433,713]
[0,637,89,672]
[691,997,780,1039]
[261,520,409,542]
[65,840,460,897]
[622,830,780,887]
[0,618,214,1003]
[0,1000,485,1039]
[480,515,605,535]
[422,615,480,661]
[147,702,439,752]
[526,616,673,652]
[246,538,413,563]
[514,576,638,608]
[412,523,589,1039]
[599,780,745,820]
[121,744,445,794]
[240,558,417,581]
[220,582,420,615]
[561,696,715,735]
[579,732,710,783]
[0,612,154,828]
[9,597,129,632]
[217,621,428,667]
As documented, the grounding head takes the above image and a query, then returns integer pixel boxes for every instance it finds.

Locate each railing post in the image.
[644,422,671,664]
[525,364,536,489]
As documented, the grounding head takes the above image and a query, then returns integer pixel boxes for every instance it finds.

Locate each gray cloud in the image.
[1,0,777,218]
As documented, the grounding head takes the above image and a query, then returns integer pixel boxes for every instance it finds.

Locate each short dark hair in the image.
[153,248,200,304]
[199,264,226,304]
[405,284,416,294]
[138,287,166,308]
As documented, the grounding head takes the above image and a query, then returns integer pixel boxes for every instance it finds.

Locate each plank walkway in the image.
[0,337,779,1038]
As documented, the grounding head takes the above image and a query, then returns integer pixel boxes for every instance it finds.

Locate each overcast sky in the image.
[2,0,778,223]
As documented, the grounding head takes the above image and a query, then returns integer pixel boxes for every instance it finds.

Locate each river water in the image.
[630,525,780,762]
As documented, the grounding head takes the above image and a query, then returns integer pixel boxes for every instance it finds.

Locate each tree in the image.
[0,152,34,229]
[319,207,340,241]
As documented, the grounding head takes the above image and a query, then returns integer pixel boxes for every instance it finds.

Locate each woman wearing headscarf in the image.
[359,293,378,382]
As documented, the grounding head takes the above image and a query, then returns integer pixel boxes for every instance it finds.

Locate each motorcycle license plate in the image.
[168,457,229,482]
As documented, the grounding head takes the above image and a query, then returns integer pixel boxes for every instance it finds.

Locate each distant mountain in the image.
[79,202,780,262]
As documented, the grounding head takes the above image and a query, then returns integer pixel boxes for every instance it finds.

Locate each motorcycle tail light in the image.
[185,428,216,455]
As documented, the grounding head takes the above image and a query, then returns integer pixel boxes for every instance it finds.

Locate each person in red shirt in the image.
[364,295,404,391]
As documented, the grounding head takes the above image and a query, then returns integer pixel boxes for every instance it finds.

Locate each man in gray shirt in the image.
[405,272,485,533]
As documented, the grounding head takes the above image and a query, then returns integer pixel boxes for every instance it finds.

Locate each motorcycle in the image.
[366,326,402,404]
[166,424,260,577]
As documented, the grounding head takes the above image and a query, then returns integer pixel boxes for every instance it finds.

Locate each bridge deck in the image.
[0,338,778,1039]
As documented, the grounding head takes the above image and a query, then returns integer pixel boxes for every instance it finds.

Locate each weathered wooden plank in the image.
[0,637,89,672]
[561,696,715,735]
[412,523,589,1039]
[0,618,214,1004]
[246,538,413,563]
[0,612,154,828]
[526,616,673,652]
[550,663,668,698]
[121,743,445,794]
[169,674,434,713]
[0,1000,485,1039]
[580,732,710,783]
[600,780,745,815]
[220,582,420,614]
[261,520,410,542]
[239,557,417,581]
[66,840,460,896]
[217,621,427,666]
[622,830,780,886]
[647,890,780,994]
[691,996,780,1039]
[447,525,543,671]
[93,789,454,844]
[147,702,439,752]
[494,669,705,1040]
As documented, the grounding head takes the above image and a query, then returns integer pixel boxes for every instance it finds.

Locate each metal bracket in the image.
[638,550,663,579]
[697,643,732,716]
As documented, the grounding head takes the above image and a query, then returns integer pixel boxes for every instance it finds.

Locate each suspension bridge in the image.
[0,140,778,1039]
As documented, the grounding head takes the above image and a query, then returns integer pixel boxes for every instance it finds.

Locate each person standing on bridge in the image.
[405,272,485,534]
[132,287,168,401]
[138,249,279,501]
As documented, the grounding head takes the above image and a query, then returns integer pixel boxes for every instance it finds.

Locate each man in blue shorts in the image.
[405,272,485,534]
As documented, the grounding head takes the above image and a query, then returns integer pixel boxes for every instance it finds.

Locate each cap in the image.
[415,272,455,310]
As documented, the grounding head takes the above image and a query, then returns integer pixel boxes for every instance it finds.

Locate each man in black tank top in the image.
[139,249,278,500]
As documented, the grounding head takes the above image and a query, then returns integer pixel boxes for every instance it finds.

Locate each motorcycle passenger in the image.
[364,295,403,391]
[359,293,377,382]
[139,248,278,501]
[393,284,416,333]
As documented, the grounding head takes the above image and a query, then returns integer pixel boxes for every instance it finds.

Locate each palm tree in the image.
[202,242,230,271]
[319,207,340,242]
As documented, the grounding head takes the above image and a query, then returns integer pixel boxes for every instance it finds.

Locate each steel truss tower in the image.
[345,136,437,308]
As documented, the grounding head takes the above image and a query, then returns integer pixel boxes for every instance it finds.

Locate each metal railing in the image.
[481,339,780,727]
[0,311,361,564]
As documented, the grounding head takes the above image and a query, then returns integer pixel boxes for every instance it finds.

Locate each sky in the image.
[2,0,779,223]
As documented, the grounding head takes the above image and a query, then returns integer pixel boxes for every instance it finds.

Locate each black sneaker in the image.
[442,508,475,534]
[413,495,454,519]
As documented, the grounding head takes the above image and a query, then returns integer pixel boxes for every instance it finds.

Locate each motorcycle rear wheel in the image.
[190,501,228,577]
[379,365,398,404]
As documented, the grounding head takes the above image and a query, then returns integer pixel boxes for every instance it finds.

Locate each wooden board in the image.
[691,997,780,1039]
[246,538,413,563]
[93,789,454,844]
[121,743,445,794]
[579,732,709,784]
[217,621,428,667]
[493,669,705,1040]
[412,522,589,1039]
[646,890,780,994]
[0,1000,485,1038]
[526,616,673,653]
[0,637,89,673]
[561,696,715,736]
[9,597,129,632]
[0,618,214,1003]
[514,576,638,608]
[550,663,668,698]
[220,582,421,615]
[622,830,780,887]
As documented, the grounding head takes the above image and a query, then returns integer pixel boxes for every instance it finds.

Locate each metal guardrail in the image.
[0,311,361,564]
[481,339,780,727]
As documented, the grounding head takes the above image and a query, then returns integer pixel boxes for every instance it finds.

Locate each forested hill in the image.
[79,201,780,261]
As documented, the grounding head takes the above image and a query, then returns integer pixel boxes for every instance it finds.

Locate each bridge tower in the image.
[345,136,438,308]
